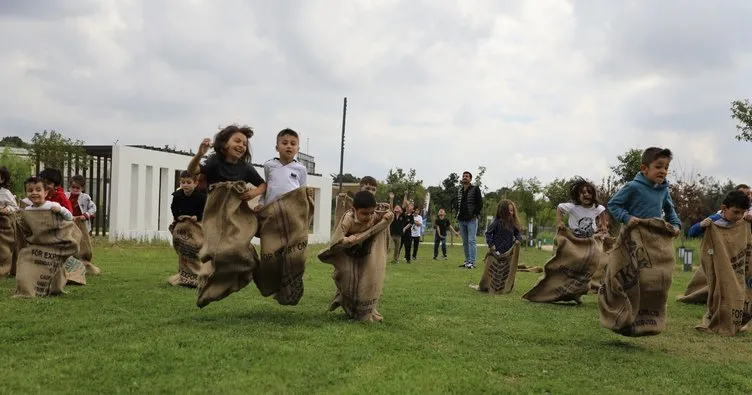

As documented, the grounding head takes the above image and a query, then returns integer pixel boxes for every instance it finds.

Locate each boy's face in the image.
[360,184,377,195]
[738,187,751,198]
[354,207,375,223]
[438,209,445,217]
[640,157,670,184]
[26,181,48,205]
[393,206,402,215]
[276,134,299,162]
[69,183,83,195]
[721,205,747,224]
[180,177,197,194]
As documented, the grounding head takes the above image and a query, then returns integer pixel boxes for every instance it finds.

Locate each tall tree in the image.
[610,148,642,187]
[731,99,752,142]
[28,130,88,171]
[331,173,360,183]
[0,147,33,196]
[0,136,28,148]
[502,177,542,222]
[384,167,426,208]
[472,166,488,193]
[430,172,460,217]
[543,177,571,208]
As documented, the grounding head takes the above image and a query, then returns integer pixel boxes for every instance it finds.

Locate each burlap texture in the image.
[318,207,394,322]
[196,182,259,308]
[588,233,615,294]
[334,193,353,228]
[168,216,203,288]
[0,212,16,277]
[523,229,606,303]
[63,256,87,285]
[598,218,676,337]
[15,210,80,297]
[73,218,93,261]
[10,214,25,276]
[695,221,752,336]
[676,266,708,304]
[517,265,543,273]
[478,245,521,294]
[253,187,315,305]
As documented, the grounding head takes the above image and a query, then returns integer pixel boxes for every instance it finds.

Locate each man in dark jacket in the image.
[456,171,483,269]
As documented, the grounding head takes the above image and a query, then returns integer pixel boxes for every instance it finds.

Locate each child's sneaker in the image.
[442,256,448,260]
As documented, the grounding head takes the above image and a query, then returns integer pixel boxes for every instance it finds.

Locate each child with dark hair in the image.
[38,168,73,212]
[607,147,681,232]
[259,128,307,206]
[320,190,393,322]
[556,176,607,238]
[66,175,97,231]
[187,124,267,198]
[171,171,206,222]
[688,191,751,237]
[0,166,19,214]
[23,177,73,220]
[485,200,522,262]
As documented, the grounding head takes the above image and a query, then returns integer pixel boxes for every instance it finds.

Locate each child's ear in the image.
[719,204,728,212]
[639,164,648,174]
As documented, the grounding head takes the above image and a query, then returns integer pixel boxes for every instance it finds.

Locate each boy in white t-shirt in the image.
[258,128,308,207]
[556,177,607,238]
[23,177,74,220]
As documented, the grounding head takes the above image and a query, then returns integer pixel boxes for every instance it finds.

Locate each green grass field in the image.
[1,238,751,394]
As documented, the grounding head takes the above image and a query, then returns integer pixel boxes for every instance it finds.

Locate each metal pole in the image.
[338,97,347,193]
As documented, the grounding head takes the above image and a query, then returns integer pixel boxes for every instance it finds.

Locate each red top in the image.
[48,186,74,212]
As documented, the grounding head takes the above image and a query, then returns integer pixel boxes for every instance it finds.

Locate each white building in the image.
[3,144,332,244]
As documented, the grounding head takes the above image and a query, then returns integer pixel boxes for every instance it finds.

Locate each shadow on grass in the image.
[600,339,648,352]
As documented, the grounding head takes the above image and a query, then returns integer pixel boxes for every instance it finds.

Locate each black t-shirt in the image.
[390,213,408,236]
[435,217,450,237]
[200,156,265,187]
[171,189,207,221]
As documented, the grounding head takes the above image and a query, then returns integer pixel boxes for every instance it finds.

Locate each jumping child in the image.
[556,177,607,238]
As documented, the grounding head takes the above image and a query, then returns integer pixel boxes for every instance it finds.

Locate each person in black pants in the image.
[402,203,415,263]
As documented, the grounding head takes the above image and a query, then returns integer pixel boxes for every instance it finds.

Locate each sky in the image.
[1,0,751,191]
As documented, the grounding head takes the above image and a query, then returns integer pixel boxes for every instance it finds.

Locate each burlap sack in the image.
[168,216,203,288]
[63,256,87,285]
[253,187,315,305]
[196,181,259,308]
[334,193,353,228]
[676,266,708,304]
[0,212,16,277]
[71,219,102,276]
[15,210,80,297]
[523,229,605,303]
[598,218,676,337]
[10,214,25,276]
[588,233,615,294]
[517,265,543,273]
[695,221,752,336]
[73,218,93,261]
[318,208,394,322]
[477,244,521,294]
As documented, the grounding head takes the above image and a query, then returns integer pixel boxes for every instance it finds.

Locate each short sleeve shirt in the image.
[200,156,264,186]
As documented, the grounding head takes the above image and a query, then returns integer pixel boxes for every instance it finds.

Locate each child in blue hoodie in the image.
[607,147,681,233]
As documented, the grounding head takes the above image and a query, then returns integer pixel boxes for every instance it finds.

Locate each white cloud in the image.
[0,0,750,191]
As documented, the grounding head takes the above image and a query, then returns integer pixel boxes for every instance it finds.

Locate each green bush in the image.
[0,147,33,197]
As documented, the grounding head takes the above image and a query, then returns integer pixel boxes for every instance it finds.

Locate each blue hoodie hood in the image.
[606,172,681,228]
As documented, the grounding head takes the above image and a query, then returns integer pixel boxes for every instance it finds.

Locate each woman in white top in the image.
[556,177,607,238]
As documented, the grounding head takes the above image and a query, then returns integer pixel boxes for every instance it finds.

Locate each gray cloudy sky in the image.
[1,0,751,190]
